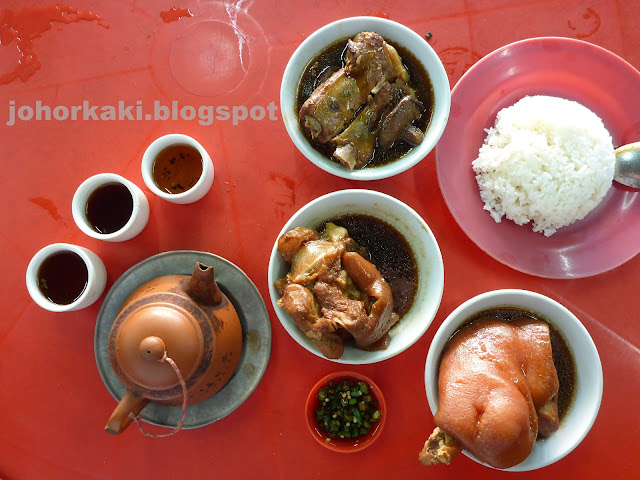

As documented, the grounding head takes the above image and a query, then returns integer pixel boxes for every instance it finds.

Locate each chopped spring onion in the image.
[314,379,382,440]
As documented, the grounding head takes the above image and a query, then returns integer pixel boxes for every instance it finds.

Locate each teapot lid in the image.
[114,302,205,390]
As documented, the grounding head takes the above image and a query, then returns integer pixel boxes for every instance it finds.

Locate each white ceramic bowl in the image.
[280,16,451,180]
[141,133,214,204]
[268,189,444,363]
[424,289,603,471]
[26,243,107,312]
[72,173,149,242]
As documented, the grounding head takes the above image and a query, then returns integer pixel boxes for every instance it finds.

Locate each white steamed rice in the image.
[472,95,615,236]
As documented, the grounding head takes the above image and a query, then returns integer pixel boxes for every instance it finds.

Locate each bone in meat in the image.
[418,427,462,466]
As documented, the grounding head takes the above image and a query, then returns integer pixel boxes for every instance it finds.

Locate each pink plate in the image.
[436,37,640,278]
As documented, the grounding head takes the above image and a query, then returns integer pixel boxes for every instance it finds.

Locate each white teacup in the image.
[141,134,214,204]
[26,243,107,312]
[72,173,149,242]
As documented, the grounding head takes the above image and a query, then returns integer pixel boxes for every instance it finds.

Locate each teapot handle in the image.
[104,390,149,435]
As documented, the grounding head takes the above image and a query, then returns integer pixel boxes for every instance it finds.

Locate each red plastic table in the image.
[1,1,639,478]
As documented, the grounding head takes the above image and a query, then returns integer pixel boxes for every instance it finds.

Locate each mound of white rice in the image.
[472,95,615,236]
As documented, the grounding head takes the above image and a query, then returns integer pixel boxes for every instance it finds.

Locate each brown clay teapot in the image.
[104,262,243,435]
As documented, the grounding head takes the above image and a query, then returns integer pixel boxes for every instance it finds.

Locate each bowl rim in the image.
[267,188,445,364]
[280,15,451,180]
[305,370,387,453]
[424,288,603,471]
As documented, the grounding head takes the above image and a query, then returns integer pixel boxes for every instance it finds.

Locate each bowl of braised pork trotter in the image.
[420,289,602,471]
[280,16,450,180]
[268,189,444,363]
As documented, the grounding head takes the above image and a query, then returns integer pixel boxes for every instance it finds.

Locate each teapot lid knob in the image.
[139,336,166,362]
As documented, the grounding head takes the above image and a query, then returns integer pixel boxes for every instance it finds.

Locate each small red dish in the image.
[305,371,386,453]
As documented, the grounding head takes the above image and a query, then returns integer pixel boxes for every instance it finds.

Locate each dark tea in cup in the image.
[72,173,149,242]
[37,251,88,305]
[86,182,134,234]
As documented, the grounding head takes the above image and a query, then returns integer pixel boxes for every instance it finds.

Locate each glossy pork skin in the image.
[434,317,560,469]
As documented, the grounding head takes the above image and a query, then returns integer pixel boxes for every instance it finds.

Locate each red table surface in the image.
[1,0,639,479]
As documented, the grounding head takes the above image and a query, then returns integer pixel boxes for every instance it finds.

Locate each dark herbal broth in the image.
[297,36,435,168]
[152,144,203,194]
[86,182,133,234]
[319,214,418,317]
[37,251,88,305]
[448,307,576,424]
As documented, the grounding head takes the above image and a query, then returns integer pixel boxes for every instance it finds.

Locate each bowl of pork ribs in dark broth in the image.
[280,16,451,180]
[267,189,445,363]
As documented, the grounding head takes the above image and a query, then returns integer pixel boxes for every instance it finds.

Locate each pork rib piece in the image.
[419,317,560,469]
[378,95,424,150]
[299,32,406,144]
[332,82,394,169]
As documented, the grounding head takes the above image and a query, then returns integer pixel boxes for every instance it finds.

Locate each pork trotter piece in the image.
[277,227,320,262]
[423,318,560,469]
[288,239,344,285]
[339,251,397,346]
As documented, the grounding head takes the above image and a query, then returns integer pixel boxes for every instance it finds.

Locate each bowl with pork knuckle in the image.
[268,189,444,363]
[420,289,602,471]
[280,16,450,180]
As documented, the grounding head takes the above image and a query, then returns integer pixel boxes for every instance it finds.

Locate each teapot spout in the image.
[183,262,222,306]
[105,390,150,435]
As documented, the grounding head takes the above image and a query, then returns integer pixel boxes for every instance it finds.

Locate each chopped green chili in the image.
[314,379,382,441]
